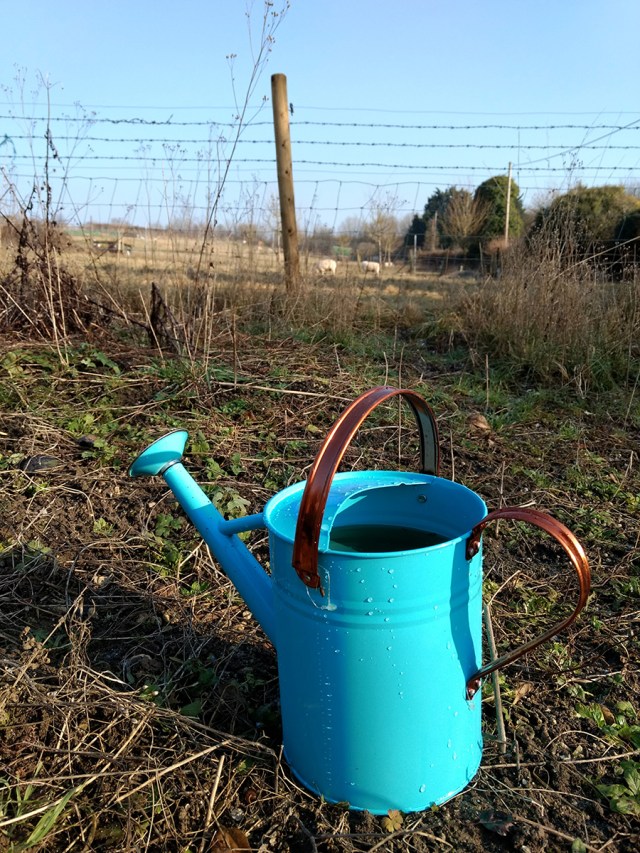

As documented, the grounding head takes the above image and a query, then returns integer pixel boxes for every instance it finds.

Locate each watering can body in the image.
[130,387,590,814]
[264,471,486,812]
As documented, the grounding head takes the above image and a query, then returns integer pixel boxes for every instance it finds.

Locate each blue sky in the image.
[1,0,638,230]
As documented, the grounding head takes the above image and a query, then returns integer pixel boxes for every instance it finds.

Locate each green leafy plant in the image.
[576,701,640,814]
[576,700,640,746]
[211,485,251,519]
[154,513,183,538]
[93,517,114,536]
[596,759,640,816]
[229,451,244,475]
[180,580,210,597]
[205,458,225,480]
[74,345,121,376]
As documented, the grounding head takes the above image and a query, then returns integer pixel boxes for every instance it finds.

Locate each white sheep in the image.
[315,258,337,275]
[361,260,380,276]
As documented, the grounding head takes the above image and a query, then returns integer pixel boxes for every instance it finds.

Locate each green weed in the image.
[210,485,251,519]
[596,759,640,816]
[180,580,210,597]
[544,641,575,672]
[576,701,639,741]
[0,763,79,851]
[93,517,114,536]
[72,344,121,376]
[154,513,184,539]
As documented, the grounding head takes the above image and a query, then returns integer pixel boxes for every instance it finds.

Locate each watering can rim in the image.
[263,469,488,553]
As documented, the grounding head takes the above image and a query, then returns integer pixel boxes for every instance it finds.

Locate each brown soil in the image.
[0,330,638,852]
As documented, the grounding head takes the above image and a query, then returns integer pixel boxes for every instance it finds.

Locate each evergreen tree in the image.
[404,213,427,248]
[532,184,640,258]
[474,175,525,244]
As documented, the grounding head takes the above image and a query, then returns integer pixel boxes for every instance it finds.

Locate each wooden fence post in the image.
[271,73,301,294]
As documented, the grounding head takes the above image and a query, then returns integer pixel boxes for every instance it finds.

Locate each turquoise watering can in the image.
[129,387,590,814]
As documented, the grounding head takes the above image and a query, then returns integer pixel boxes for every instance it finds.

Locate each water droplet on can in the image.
[419,784,426,793]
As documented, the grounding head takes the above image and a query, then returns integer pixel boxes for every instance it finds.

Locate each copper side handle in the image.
[465,506,591,699]
[292,386,440,592]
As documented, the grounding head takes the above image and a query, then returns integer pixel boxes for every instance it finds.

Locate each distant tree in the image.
[473,174,525,247]
[423,187,455,220]
[407,186,487,251]
[440,188,488,251]
[422,187,458,248]
[365,192,403,262]
[404,214,427,248]
[339,216,365,243]
[532,184,640,260]
[613,208,640,274]
[307,224,334,256]
[616,208,640,243]
[366,211,400,261]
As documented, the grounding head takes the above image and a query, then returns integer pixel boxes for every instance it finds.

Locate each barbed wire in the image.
[1,113,639,131]
[5,133,640,151]
[2,106,639,226]
[4,101,639,114]
[5,173,590,193]
[7,154,637,173]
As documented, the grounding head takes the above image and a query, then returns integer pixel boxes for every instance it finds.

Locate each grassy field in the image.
[0,235,639,851]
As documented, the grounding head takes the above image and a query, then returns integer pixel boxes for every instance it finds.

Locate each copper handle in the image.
[292,386,440,592]
[465,507,590,699]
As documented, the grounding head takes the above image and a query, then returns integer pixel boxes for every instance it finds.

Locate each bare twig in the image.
[111,743,226,806]
[198,754,225,853]
[512,812,603,852]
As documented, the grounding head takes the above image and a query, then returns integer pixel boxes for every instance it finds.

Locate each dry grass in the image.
[1,230,474,354]
[0,222,639,850]
[0,321,638,851]
[453,238,640,393]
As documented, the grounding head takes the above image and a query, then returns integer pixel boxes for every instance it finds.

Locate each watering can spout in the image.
[129,430,277,645]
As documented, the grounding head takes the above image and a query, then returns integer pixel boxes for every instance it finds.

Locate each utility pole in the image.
[271,73,301,294]
[430,210,438,252]
[504,161,512,246]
